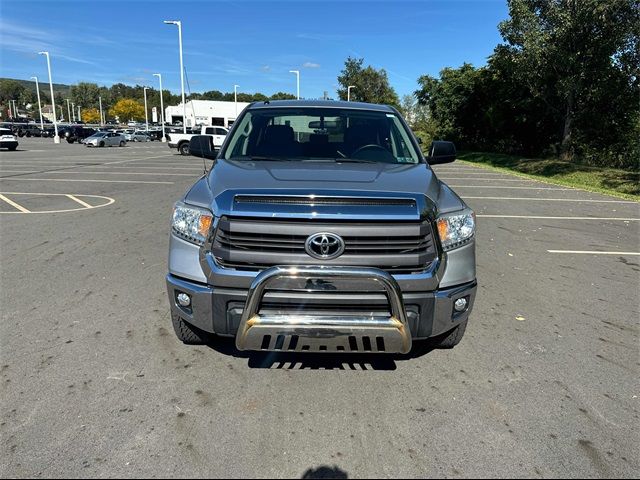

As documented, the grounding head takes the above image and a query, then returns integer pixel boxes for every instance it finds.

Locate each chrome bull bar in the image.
[236,266,412,353]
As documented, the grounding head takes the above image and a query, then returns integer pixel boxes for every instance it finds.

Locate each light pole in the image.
[31,77,44,129]
[164,20,186,134]
[11,100,17,118]
[99,96,103,126]
[143,87,149,132]
[153,73,166,142]
[38,51,59,143]
[289,70,300,99]
[347,85,356,102]
[65,99,71,124]
[77,106,81,122]
[234,84,239,118]
[71,102,76,122]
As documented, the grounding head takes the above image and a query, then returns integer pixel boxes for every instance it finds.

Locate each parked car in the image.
[84,131,126,147]
[166,100,477,353]
[0,128,18,150]
[60,126,97,143]
[131,131,152,142]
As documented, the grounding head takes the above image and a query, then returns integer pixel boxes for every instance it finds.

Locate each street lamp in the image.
[77,105,81,122]
[10,100,17,118]
[71,102,75,122]
[234,84,240,118]
[153,73,166,142]
[347,85,356,102]
[143,87,149,132]
[31,77,44,129]
[289,70,300,99]
[38,51,59,143]
[65,99,71,124]
[164,20,186,134]
[99,96,103,126]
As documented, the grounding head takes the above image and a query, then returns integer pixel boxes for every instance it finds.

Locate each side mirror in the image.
[416,137,423,144]
[428,141,456,164]
[189,135,217,160]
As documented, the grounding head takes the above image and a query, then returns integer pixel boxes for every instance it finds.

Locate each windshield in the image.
[90,133,107,138]
[220,107,421,164]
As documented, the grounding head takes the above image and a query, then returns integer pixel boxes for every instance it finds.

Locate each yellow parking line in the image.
[66,194,94,209]
[0,193,31,213]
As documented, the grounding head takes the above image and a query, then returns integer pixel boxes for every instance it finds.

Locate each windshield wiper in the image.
[332,157,379,164]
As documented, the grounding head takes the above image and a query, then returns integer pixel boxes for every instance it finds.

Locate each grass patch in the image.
[457,151,640,200]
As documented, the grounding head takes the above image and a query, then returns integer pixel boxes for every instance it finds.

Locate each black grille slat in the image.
[235,195,416,207]
[213,216,437,274]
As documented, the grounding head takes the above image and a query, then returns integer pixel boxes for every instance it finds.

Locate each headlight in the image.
[171,202,213,246]
[436,210,475,251]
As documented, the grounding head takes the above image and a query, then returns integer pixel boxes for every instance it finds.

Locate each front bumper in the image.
[166,268,476,352]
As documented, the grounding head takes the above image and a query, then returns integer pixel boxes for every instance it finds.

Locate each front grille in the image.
[212,217,437,274]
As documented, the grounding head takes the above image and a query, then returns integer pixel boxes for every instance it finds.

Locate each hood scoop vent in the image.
[234,195,416,208]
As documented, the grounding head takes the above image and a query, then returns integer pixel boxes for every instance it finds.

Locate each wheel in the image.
[99,141,105,147]
[67,138,75,144]
[179,143,190,155]
[434,318,468,348]
[146,138,150,142]
[171,313,205,345]
[26,131,31,137]
[119,141,125,147]
[8,146,17,151]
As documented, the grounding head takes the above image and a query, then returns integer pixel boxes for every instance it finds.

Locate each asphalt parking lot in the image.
[1,137,638,478]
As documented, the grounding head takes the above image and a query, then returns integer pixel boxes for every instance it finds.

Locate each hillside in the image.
[0,78,72,97]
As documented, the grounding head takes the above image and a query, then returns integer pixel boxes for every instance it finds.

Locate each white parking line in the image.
[477,215,639,221]
[0,178,174,184]
[0,193,30,213]
[0,170,197,177]
[449,185,571,191]
[547,250,640,255]
[462,196,637,204]
[65,194,94,208]
[438,178,532,182]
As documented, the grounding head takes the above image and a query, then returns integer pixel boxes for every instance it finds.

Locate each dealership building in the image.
[165,100,251,128]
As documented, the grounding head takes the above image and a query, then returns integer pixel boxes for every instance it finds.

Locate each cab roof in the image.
[247,99,397,112]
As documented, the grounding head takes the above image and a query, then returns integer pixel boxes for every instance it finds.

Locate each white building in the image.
[165,100,251,128]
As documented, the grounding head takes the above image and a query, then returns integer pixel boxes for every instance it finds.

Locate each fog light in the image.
[454,298,468,312]
[177,292,191,307]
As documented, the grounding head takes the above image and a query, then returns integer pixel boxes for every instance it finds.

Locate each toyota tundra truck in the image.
[166,100,477,354]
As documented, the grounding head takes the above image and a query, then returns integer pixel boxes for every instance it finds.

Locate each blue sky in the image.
[0,0,508,98]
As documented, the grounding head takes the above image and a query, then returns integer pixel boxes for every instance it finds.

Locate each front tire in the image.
[179,143,190,155]
[119,141,125,147]
[171,313,205,345]
[99,141,105,147]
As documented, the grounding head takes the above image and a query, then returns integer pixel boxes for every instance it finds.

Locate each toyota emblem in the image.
[305,232,345,260]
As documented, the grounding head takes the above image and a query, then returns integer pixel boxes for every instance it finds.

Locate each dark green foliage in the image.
[416,0,639,169]
[337,57,400,108]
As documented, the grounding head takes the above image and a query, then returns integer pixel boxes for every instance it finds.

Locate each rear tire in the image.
[8,146,17,151]
[434,318,468,348]
[171,313,205,345]
[99,141,105,147]
[179,143,190,155]
[119,141,125,147]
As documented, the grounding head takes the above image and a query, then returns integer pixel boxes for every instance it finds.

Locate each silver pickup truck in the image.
[166,100,476,354]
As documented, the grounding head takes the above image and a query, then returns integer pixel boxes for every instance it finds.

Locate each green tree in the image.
[70,82,101,109]
[109,98,145,122]
[497,0,640,161]
[269,92,297,100]
[336,57,400,107]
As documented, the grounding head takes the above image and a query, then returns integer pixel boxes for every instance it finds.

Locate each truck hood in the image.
[185,159,465,220]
